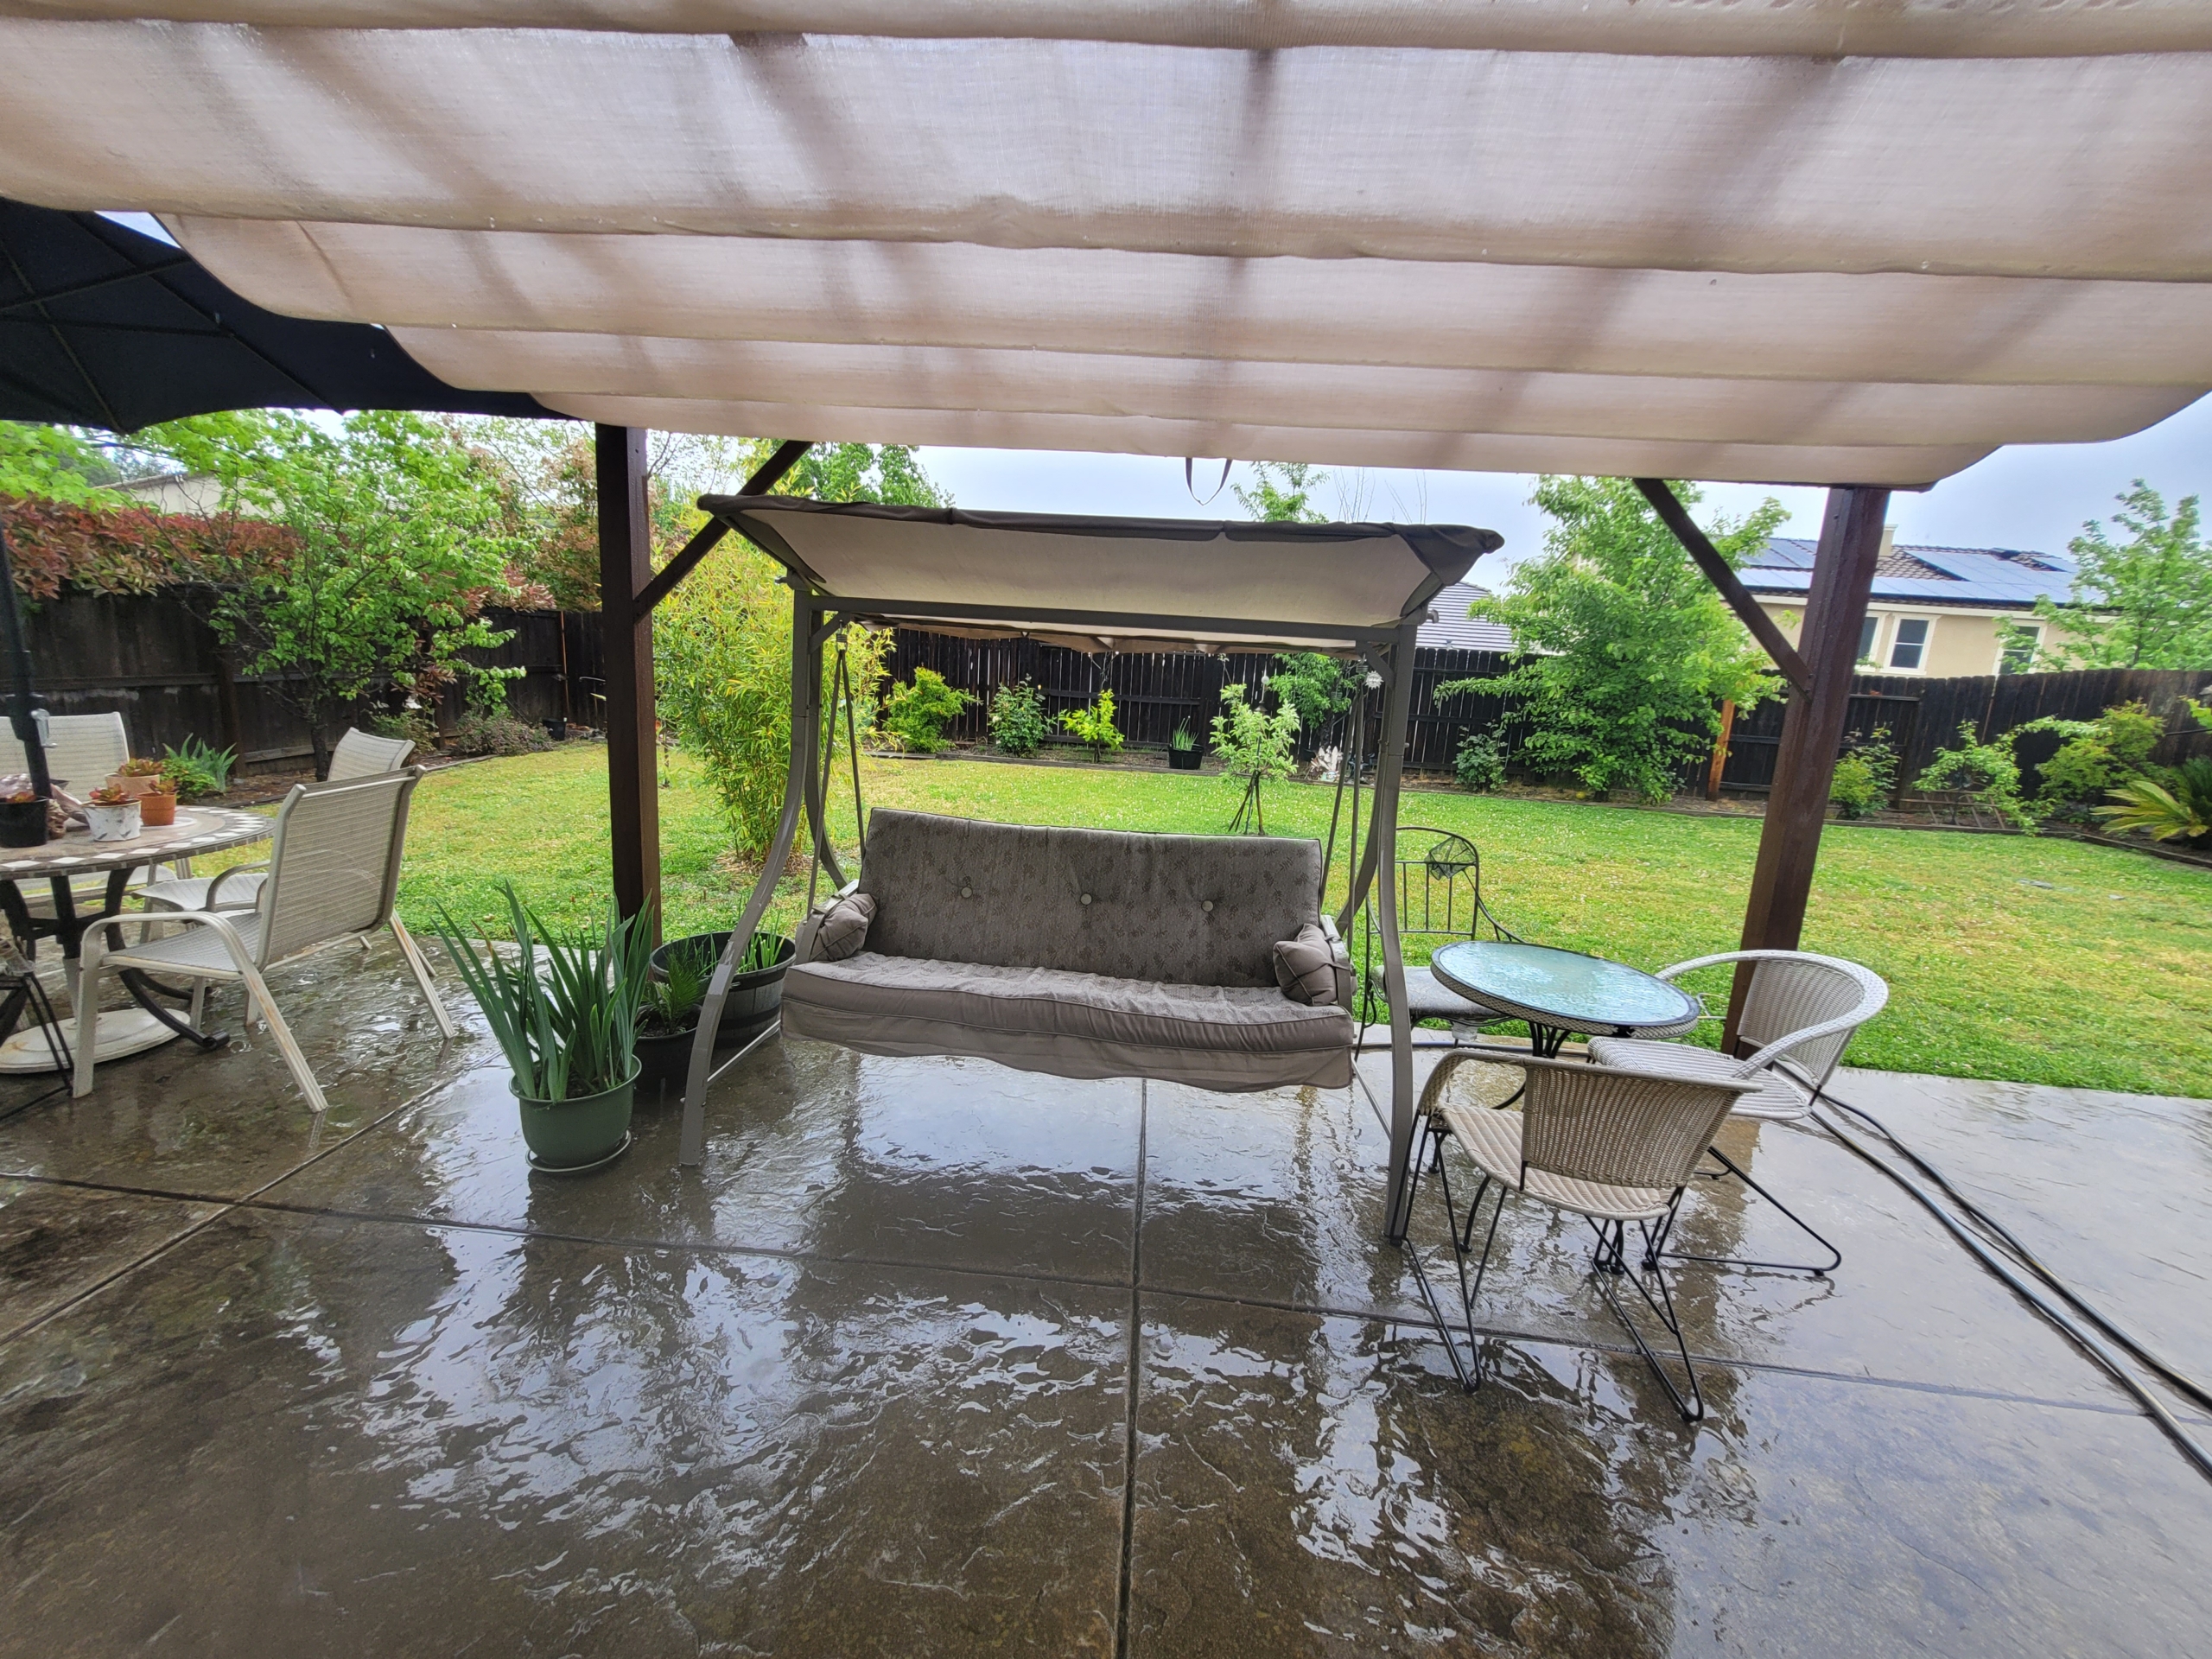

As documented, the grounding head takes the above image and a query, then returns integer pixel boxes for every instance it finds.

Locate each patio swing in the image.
[674,499,1500,1243]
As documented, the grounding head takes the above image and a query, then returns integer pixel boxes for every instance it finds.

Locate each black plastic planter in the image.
[0,797,49,848]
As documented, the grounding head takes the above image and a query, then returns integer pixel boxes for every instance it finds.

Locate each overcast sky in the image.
[919,391,2212,578]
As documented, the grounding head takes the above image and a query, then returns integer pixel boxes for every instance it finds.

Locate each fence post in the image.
[1707,700,1735,801]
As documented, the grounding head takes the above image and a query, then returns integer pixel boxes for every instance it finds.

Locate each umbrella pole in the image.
[0,529,52,800]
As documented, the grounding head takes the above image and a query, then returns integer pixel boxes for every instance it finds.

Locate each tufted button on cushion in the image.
[1202,899,1215,913]
[960,885,972,898]
[1080,893,1093,905]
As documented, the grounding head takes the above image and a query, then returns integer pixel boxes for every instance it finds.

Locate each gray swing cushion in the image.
[779,809,1354,1090]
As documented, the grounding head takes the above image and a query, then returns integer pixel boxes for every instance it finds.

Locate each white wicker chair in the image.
[1405,1049,1758,1420]
[73,769,452,1110]
[142,727,416,916]
[1587,950,1890,1276]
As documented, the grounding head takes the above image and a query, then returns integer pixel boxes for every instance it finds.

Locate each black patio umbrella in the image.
[0,196,563,801]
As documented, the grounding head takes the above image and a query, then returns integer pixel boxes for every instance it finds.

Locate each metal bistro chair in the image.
[1407,1049,1758,1420]
[1357,826,1525,1046]
[73,769,453,1110]
[1588,950,1890,1277]
[142,727,416,916]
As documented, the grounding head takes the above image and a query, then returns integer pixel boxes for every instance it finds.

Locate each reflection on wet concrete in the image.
[0,944,2208,1655]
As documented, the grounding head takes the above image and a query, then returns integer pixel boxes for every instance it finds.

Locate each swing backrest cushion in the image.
[858,809,1322,988]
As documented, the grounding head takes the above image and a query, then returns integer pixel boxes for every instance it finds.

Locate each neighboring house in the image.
[1744,531,2076,677]
[1417,582,1516,652]
[113,469,235,516]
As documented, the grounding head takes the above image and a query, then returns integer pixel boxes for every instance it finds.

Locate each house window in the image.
[1857,614,1879,664]
[1999,625,2040,675]
[1888,617,1931,671]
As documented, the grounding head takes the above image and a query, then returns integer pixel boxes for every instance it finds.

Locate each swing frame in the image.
[675,499,1497,1242]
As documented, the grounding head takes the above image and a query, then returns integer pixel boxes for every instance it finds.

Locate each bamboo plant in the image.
[431,882,653,1102]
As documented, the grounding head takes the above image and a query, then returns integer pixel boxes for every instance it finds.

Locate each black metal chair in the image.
[1357,826,1524,1046]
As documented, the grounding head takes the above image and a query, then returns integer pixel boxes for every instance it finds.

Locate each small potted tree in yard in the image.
[432,883,652,1172]
[1058,688,1124,761]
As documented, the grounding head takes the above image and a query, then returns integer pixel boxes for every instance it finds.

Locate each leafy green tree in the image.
[1211,680,1300,833]
[0,422,130,506]
[1441,475,1786,803]
[653,442,944,855]
[2021,481,2212,670]
[1232,460,1326,524]
[139,410,528,777]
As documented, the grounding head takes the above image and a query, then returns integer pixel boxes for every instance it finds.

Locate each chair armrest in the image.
[207,861,270,906]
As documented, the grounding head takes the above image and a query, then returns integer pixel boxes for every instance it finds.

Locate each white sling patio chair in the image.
[8,714,180,931]
[1586,950,1889,1276]
[73,768,453,1110]
[142,727,416,915]
[1405,1049,1758,1421]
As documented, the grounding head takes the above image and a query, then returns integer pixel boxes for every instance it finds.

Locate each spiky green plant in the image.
[2094,757,2212,848]
[430,882,652,1100]
[639,934,718,1036]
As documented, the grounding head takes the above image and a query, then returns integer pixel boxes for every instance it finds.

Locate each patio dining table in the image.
[0,805,272,1074]
[1428,939,1703,1060]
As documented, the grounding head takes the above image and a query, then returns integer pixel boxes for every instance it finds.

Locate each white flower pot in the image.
[84,800,142,842]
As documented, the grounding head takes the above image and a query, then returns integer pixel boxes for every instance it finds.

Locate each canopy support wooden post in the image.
[1726,485,1889,1050]
[1370,620,1421,1243]
[596,423,659,931]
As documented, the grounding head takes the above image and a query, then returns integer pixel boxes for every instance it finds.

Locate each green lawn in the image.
[238,745,2211,1098]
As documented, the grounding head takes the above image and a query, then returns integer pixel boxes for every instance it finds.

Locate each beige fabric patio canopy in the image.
[3,3,2209,486]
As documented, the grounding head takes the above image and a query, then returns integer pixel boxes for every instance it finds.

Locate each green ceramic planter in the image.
[512,1063,638,1171]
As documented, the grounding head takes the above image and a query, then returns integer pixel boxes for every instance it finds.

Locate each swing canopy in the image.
[702,497,1502,655]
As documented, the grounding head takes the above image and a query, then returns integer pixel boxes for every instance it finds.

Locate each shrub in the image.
[883,667,973,753]
[1916,723,2037,829]
[365,709,440,752]
[987,679,1048,755]
[1828,728,1898,819]
[653,548,890,857]
[1058,689,1125,760]
[450,712,552,757]
[1452,731,1506,792]
[160,735,236,801]
[2023,702,2164,818]
[1269,652,1359,735]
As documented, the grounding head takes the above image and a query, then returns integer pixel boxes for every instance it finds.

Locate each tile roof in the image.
[1418,582,1516,652]
[1742,537,2076,609]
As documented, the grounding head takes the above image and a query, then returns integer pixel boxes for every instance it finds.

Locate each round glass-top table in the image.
[0,805,273,1075]
[1428,939,1702,1058]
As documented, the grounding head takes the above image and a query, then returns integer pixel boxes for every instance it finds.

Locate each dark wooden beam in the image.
[597,423,660,932]
[1726,484,1890,1049]
[632,438,814,620]
[1635,477,1814,696]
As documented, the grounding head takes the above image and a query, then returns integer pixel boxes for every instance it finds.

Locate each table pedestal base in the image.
[0,1008,179,1074]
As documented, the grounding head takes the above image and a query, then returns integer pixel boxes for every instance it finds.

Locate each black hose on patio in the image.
[1808,1090,2212,1484]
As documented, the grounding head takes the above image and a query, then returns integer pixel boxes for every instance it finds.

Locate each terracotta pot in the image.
[137,791,178,828]
[105,772,168,800]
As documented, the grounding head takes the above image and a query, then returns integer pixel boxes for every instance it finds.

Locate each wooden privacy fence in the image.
[22,588,2209,791]
[19,589,601,772]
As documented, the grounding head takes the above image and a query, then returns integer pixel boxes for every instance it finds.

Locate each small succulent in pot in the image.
[106,757,171,800]
[83,785,143,842]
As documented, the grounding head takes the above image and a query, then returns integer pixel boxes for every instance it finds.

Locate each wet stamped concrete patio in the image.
[2,938,2209,1655]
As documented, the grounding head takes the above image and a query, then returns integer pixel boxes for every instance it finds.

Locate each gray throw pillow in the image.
[802,891,876,963]
[1273,923,1351,1007]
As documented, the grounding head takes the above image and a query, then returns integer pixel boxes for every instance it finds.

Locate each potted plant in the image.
[137,765,181,828]
[649,927,795,1052]
[83,784,143,842]
[105,757,169,800]
[0,789,49,848]
[1167,721,1202,770]
[632,931,718,1091]
[431,882,652,1172]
